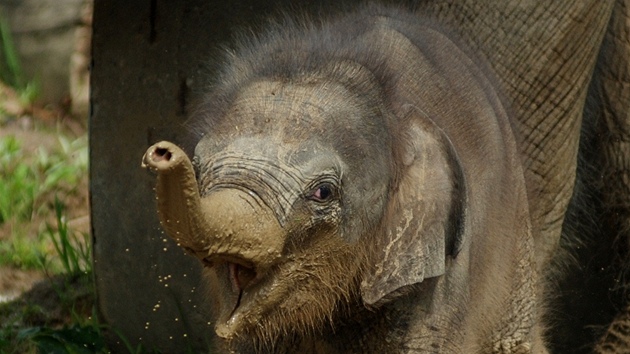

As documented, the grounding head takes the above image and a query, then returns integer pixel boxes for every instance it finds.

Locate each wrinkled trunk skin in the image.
[141,141,209,252]
[142,141,284,270]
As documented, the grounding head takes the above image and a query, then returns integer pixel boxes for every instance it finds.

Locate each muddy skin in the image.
[142,4,551,353]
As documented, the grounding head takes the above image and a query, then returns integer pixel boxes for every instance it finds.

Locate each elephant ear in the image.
[361,109,466,306]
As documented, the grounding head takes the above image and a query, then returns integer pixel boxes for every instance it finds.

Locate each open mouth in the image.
[202,257,276,339]
[227,262,257,316]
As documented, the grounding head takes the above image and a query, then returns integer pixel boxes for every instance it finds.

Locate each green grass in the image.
[0,129,100,352]
[0,202,107,353]
[0,133,88,271]
[0,11,122,353]
[43,197,92,276]
[0,230,49,270]
[0,136,37,223]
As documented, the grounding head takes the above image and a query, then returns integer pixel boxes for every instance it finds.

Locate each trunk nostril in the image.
[152,147,172,162]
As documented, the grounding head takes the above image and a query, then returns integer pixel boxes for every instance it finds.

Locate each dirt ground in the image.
[0,117,89,303]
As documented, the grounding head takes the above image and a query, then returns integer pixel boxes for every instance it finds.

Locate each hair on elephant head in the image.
[143,4,546,353]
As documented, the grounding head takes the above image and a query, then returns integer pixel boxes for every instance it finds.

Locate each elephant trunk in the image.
[142,141,285,273]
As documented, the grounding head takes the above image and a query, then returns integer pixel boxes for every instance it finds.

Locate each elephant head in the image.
[143,5,540,351]
[143,64,466,339]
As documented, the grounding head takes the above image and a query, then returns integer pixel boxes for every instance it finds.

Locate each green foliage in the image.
[17,324,106,354]
[0,133,88,271]
[0,229,48,270]
[0,136,37,223]
[37,135,89,192]
[0,131,192,353]
[0,134,88,225]
[43,198,92,275]
[0,302,107,354]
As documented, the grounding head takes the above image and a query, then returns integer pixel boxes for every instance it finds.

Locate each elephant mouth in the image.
[229,262,257,293]
[207,257,287,339]
[205,257,263,336]
[227,262,257,314]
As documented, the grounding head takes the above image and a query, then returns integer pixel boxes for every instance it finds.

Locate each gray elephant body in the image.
[144,5,547,353]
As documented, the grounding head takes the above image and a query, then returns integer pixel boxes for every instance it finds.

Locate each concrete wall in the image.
[0,0,90,112]
[91,1,348,352]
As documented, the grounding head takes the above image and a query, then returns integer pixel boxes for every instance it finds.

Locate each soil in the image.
[0,268,44,303]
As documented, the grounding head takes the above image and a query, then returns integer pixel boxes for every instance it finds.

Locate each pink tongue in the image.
[228,263,256,293]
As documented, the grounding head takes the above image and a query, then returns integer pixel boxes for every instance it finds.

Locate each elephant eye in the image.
[308,182,336,203]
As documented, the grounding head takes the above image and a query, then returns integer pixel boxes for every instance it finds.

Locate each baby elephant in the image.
[143,4,547,353]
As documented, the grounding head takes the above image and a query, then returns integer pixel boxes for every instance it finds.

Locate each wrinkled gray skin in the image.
[142,1,630,353]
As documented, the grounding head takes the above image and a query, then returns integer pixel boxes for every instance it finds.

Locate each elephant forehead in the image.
[224,79,372,143]
[197,139,344,182]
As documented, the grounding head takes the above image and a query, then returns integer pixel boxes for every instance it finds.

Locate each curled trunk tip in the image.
[142,140,207,251]
[142,141,188,173]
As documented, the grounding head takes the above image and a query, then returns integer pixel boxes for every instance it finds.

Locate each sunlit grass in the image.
[43,198,91,276]
[0,134,88,272]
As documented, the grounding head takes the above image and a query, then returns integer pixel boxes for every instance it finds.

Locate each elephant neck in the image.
[300,281,459,353]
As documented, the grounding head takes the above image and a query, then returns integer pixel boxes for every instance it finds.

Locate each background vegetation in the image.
[0,8,118,353]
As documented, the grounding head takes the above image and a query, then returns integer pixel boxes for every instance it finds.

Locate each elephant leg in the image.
[594,0,630,351]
